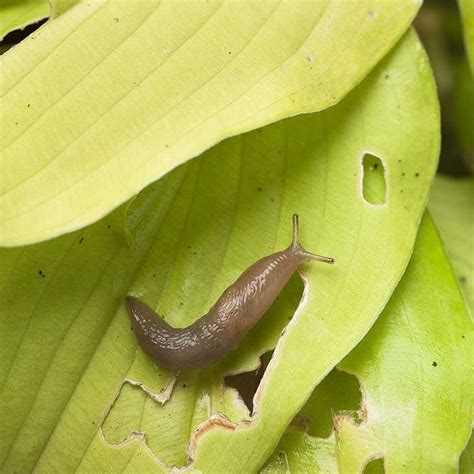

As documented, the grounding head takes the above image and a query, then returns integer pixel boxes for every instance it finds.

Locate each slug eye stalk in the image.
[291,213,335,264]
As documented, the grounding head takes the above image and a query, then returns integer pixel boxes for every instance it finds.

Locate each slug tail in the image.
[291,213,335,264]
[125,295,174,332]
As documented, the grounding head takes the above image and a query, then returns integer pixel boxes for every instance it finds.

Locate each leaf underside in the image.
[0,0,421,246]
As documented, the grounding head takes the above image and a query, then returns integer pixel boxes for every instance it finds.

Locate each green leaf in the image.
[0,29,438,472]
[263,214,474,472]
[0,0,421,247]
[429,175,474,312]
[0,0,49,41]
[459,0,474,74]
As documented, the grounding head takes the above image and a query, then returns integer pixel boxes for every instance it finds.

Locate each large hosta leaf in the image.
[0,30,438,472]
[263,214,474,472]
[0,0,49,41]
[0,0,421,246]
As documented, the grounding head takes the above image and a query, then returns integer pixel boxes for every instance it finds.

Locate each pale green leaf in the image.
[336,214,473,472]
[459,0,474,74]
[0,0,421,246]
[0,0,49,41]
[429,175,474,312]
[0,30,438,472]
[263,214,474,473]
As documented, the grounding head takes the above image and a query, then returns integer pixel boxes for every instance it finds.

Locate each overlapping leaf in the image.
[0,28,439,472]
[263,214,474,472]
[0,0,421,246]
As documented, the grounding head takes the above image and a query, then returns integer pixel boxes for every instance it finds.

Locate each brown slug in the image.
[125,214,334,370]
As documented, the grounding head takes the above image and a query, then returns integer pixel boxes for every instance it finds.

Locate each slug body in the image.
[125,214,334,370]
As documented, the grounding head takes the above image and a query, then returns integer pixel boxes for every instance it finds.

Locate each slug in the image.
[125,214,334,370]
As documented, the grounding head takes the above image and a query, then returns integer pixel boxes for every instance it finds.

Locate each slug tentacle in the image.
[125,214,334,370]
[290,214,335,264]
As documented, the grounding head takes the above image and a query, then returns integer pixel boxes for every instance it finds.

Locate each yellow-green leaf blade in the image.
[0,0,421,246]
[262,215,473,473]
[336,214,473,472]
[0,29,439,473]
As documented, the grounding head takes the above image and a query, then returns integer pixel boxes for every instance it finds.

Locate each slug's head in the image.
[290,214,335,264]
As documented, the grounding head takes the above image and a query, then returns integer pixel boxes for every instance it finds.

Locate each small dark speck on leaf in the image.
[180,302,184,306]
[459,276,467,283]
[402,172,406,176]
[398,159,402,163]
[193,251,197,255]
[270,198,274,202]
[187,245,192,249]
[462,335,465,339]
[15,122,19,125]
[372,163,378,170]
[415,172,420,177]
[432,361,437,367]
[107,224,111,229]
[384,73,390,79]
[130,326,133,331]
[38,270,45,278]
[153,273,156,277]
[113,17,119,22]
[27,103,31,108]
[182,384,186,388]
[79,237,84,244]
[257,187,263,192]
[228,51,232,55]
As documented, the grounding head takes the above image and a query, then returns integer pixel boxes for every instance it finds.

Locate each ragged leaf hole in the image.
[225,351,272,413]
[299,368,362,438]
[361,153,387,205]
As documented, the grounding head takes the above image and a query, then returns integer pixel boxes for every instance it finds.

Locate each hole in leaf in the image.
[361,153,386,205]
[298,368,362,438]
[225,352,272,412]
[364,457,385,474]
[0,18,48,55]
